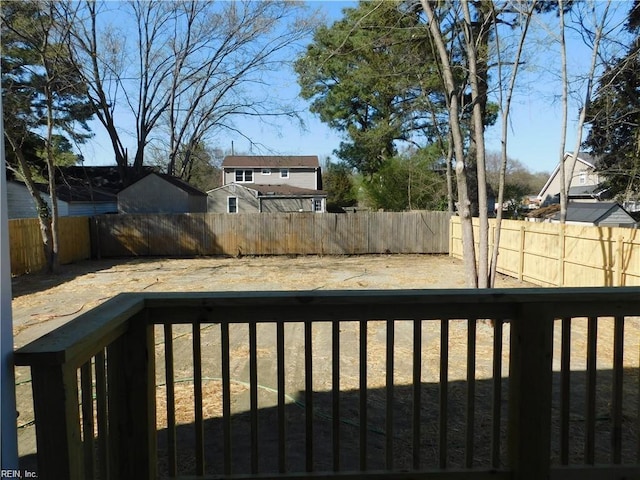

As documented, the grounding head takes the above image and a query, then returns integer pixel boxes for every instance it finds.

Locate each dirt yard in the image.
[11,254,528,347]
[10,254,639,476]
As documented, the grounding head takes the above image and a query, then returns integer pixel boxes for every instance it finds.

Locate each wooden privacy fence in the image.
[450,217,640,287]
[9,217,91,276]
[93,211,451,257]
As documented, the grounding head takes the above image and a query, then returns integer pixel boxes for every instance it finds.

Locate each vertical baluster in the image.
[249,323,259,474]
[560,317,571,465]
[192,323,204,475]
[277,321,286,473]
[412,319,422,471]
[221,322,232,475]
[386,319,394,470]
[94,350,108,480]
[360,318,368,471]
[80,361,95,479]
[332,320,341,472]
[164,323,176,477]
[507,307,554,480]
[612,316,624,464]
[585,316,597,465]
[465,318,477,468]
[491,319,503,469]
[439,318,449,469]
[305,320,313,472]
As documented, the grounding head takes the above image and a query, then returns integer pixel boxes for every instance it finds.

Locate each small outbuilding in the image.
[117,173,208,214]
[530,202,638,228]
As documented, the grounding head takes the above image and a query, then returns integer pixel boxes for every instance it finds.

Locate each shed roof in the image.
[550,202,635,224]
[119,172,207,197]
[222,155,320,168]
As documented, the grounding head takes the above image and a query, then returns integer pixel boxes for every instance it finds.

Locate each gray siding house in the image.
[537,153,609,206]
[118,173,207,214]
[208,155,326,213]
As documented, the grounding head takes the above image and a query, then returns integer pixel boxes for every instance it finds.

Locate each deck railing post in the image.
[31,364,83,479]
[508,305,554,480]
[107,310,156,479]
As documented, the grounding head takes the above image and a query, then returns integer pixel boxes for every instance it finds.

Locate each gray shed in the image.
[550,202,637,228]
[118,173,208,214]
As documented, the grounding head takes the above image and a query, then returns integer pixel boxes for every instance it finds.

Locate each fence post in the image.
[615,236,624,287]
[30,364,83,479]
[558,224,566,287]
[508,304,554,480]
[518,226,525,281]
[107,310,156,479]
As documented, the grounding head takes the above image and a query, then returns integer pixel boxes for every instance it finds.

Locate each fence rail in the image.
[92,211,451,257]
[14,288,640,480]
[450,217,640,287]
[9,217,91,276]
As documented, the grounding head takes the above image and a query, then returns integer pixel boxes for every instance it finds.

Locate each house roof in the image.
[54,165,156,194]
[222,155,320,168]
[549,202,634,224]
[537,152,597,200]
[208,183,326,197]
[14,180,116,203]
[250,184,326,196]
[119,172,208,196]
[154,173,208,196]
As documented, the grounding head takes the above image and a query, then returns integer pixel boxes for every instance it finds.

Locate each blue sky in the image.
[80,0,632,175]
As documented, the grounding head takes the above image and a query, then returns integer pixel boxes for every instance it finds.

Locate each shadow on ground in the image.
[19,369,638,477]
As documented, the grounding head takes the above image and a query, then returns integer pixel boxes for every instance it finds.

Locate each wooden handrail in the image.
[14,287,640,480]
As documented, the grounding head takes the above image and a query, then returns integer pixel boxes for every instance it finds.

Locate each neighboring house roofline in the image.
[11,179,116,203]
[222,155,320,168]
[208,183,325,197]
[537,152,597,200]
[119,172,207,196]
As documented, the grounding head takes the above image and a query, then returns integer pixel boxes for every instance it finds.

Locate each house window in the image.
[280,168,289,178]
[313,199,323,212]
[227,197,238,213]
[579,172,586,185]
[235,169,253,183]
[261,168,271,175]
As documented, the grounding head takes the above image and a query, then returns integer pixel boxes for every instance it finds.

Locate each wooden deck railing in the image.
[14,288,640,480]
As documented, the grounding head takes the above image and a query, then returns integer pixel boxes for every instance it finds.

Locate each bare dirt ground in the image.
[11,254,526,347]
[10,254,640,476]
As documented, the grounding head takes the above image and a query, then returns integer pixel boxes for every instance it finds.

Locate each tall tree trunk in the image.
[462,0,490,287]
[489,2,536,287]
[45,86,59,273]
[5,137,54,270]
[558,0,569,223]
[423,0,478,287]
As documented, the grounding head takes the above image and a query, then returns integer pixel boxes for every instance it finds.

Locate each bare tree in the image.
[422,0,479,286]
[489,1,537,287]
[562,0,613,222]
[164,1,318,179]
[64,0,317,184]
